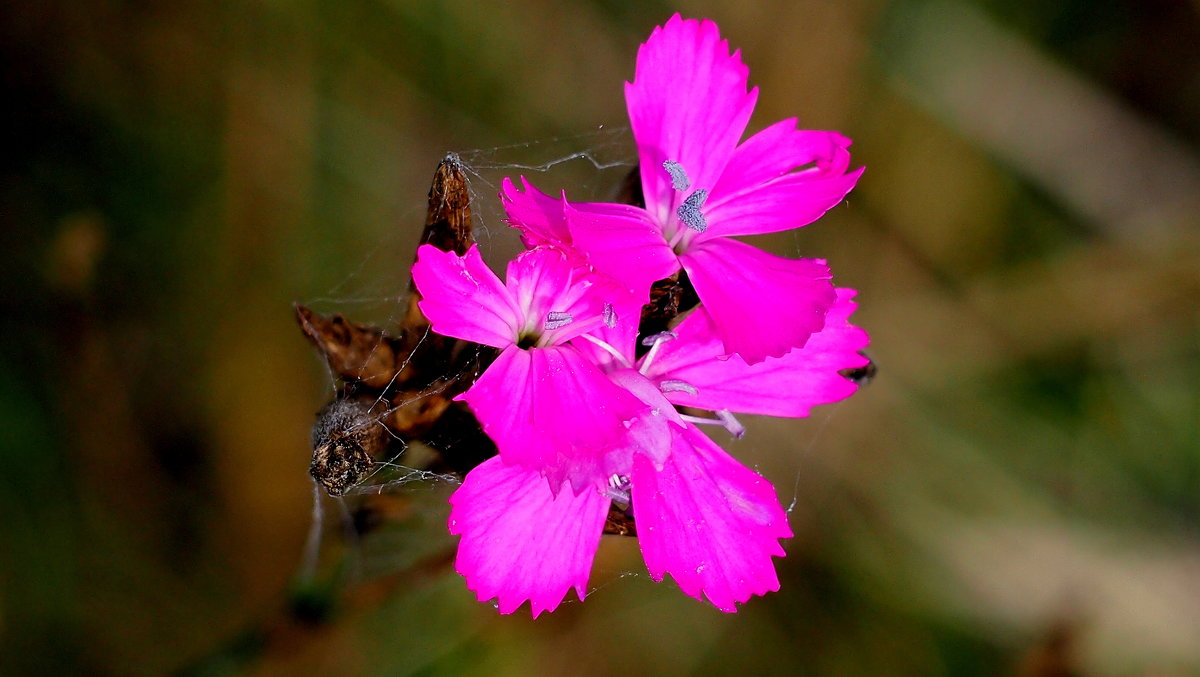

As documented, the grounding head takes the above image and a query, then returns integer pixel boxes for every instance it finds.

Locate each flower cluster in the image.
[412,15,867,616]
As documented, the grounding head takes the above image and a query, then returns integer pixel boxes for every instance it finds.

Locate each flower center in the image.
[661,160,708,251]
[516,310,576,348]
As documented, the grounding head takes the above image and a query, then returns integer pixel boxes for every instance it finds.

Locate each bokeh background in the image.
[3,0,1198,675]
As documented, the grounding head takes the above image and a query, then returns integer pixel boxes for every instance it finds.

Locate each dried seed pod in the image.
[309,396,387,496]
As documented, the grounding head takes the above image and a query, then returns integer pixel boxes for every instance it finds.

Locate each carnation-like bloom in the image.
[447,290,869,616]
[503,15,863,364]
[419,13,871,618]
[411,243,664,491]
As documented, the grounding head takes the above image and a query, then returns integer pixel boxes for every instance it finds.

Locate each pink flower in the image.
[503,15,863,364]
[411,243,660,491]
[446,290,869,616]
[415,14,872,618]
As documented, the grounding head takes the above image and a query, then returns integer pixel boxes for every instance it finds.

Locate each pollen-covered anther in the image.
[662,159,691,191]
[658,379,698,396]
[544,311,574,330]
[676,189,708,232]
[603,303,617,329]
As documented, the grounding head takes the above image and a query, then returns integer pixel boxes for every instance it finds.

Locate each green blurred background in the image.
[3,1,1198,675]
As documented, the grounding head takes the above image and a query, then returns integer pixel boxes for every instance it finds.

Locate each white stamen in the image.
[544,311,573,330]
[637,331,677,375]
[680,411,746,438]
[662,160,690,191]
[603,303,617,329]
[716,410,746,438]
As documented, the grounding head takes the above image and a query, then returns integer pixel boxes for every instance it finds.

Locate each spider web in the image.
[296,127,846,605]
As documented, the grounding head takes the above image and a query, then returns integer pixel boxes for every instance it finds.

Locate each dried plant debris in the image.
[603,504,637,537]
[297,154,497,498]
[840,354,878,386]
[416,153,473,257]
[294,306,411,391]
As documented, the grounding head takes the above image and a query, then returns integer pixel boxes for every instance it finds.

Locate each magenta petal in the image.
[501,176,574,249]
[606,367,684,470]
[712,122,854,197]
[565,199,680,296]
[631,427,792,612]
[449,457,610,617]
[459,344,651,490]
[567,286,644,373]
[703,165,864,239]
[411,244,521,348]
[681,238,835,363]
[647,288,870,416]
[627,14,758,216]
[459,346,543,467]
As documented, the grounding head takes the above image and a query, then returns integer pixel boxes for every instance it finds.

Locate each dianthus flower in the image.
[414,14,872,618]
[411,243,663,491]
[503,15,863,364]
[445,287,869,615]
